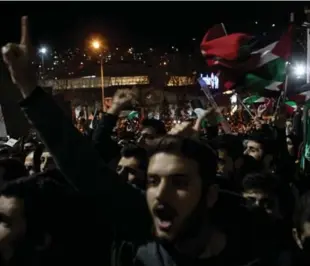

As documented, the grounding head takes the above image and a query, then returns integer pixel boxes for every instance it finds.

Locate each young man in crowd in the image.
[117,143,148,189]
[1,16,291,266]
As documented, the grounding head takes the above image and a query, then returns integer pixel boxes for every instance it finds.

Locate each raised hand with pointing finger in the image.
[2,16,36,98]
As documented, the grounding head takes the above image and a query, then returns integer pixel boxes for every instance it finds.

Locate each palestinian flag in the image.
[201,33,253,61]
[284,100,297,114]
[201,24,256,70]
[300,100,310,172]
[289,91,310,104]
[243,95,266,105]
[201,24,292,96]
[243,26,292,94]
[127,111,139,120]
[287,83,310,104]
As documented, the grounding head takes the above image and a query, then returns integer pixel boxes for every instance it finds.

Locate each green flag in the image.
[300,100,310,172]
[127,111,139,120]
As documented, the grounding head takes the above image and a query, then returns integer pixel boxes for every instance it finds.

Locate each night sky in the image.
[0,2,306,51]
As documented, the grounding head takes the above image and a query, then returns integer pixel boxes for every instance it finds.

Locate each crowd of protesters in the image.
[1,16,310,266]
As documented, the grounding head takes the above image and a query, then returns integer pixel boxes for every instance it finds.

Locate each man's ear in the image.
[206,184,218,208]
[292,228,303,250]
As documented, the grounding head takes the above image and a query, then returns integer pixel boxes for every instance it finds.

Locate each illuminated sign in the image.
[200,73,219,89]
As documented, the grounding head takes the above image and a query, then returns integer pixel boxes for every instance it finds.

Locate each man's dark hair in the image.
[294,192,310,233]
[242,173,279,194]
[141,119,166,135]
[0,175,68,244]
[148,135,217,185]
[120,144,148,171]
[247,130,274,155]
[0,158,28,185]
[243,172,295,219]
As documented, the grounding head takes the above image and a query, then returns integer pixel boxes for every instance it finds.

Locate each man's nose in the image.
[156,179,170,201]
[243,149,248,155]
[41,160,47,171]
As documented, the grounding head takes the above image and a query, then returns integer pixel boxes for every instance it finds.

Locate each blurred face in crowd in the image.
[137,127,157,148]
[217,149,233,177]
[293,221,310,257]
[244,140,264,161]
[23,142,35,154]
[117,156,144,184]
[286,137,295,157]
[40,152,56,172]
[98,112,103,120]
[24,151,35,176]
[242,189,279,217]
[286,121,293,136]
[0,196,26,261]
[254,121,262,130]
[146,152,202,241]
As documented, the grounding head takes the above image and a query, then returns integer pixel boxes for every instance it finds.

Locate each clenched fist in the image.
[108,89,137,116]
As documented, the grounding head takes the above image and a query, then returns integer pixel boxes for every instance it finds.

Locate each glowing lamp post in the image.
[91,40,106,111]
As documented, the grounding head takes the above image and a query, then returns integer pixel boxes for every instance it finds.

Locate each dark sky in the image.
[0,2,306,51]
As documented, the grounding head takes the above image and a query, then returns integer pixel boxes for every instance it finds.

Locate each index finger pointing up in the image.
[20,16,30,46]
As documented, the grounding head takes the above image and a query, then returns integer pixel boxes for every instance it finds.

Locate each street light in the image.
[91,40,106,111]
[39,47,47,54]
[92,41,101,50]
[293,64,306,79]
[39,47,47,79]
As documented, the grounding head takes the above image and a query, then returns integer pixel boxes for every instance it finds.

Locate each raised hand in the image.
[2,16,36,98]
[168,121,200,138]
[273,104,286,129]
[108,89,137,115]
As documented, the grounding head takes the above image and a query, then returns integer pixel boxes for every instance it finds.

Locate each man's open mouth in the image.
[153,204,177,231]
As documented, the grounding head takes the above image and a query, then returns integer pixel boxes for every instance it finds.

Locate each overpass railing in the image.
[39,75,195,90]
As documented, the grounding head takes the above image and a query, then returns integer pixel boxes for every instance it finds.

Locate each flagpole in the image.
[305,8,310,83]
[236,95,255,119]
[198,78,231,133]
[283,12,294,99]
[274,12,294,115]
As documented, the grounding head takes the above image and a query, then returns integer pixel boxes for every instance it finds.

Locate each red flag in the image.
[201,33,252,61]
[272,25,292,60]
[201,23,227,42]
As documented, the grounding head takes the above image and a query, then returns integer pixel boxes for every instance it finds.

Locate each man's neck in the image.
[175,226,227,259]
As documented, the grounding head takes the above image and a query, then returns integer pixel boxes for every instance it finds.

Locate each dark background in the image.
[0,2,306,50]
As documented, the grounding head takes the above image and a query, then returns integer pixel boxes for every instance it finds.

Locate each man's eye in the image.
[171,178,189,189]
[147,176,159,185]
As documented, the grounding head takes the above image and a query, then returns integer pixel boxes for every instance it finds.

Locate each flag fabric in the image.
[300,100,310,172]
[243,26,292,95]
[201,33,253,61]
[284,100,297,114]
[127,111,139,120]
[287,83,310,98]
[243,95,266,105]
[201,24,227,67]
[200,24,292,96]
[201,24,227,42]
[289,91,310,104]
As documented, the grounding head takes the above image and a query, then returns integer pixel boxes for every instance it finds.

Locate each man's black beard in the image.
[160,193,214,258]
